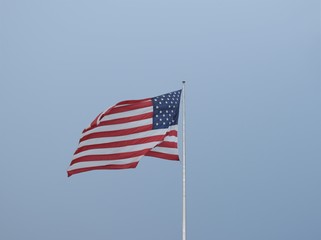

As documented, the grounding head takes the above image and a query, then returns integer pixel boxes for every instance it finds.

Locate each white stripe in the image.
[149,147,178,155]
[78,129,167,148]
[73,141,161,159]
[82,118,152,137]
[163,136,178,142]
[68,157,142,171]
[168,125,178,131]
[113,100,151,109]
[101,106,153,121]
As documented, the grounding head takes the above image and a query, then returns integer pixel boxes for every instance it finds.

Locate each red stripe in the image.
[80,125,153,142]
[108,101,152,115]
[99,112,153,126]
[114,98,151,106]
[166,130,178,137]
[145,151,179,161]
[71,149,151,165]
[75,135,165,154]
[83,112,104,133]
[156,142,178,148]
[67,162,139,177]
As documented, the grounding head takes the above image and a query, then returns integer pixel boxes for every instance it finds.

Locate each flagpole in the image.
[182,81,187,240]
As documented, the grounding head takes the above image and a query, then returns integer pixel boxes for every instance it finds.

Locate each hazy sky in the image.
[1,1,320,240]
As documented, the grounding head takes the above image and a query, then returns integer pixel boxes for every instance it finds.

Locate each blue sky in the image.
[1,1,320,239]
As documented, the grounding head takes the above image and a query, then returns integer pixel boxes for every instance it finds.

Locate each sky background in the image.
[1,0,320,239]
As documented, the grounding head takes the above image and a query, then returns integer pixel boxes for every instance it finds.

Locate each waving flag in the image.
[67,90,182,177]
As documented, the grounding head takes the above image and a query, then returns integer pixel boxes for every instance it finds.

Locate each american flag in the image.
[67,90,182,177]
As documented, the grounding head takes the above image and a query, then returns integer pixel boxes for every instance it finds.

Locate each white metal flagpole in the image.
[182,81,187,240]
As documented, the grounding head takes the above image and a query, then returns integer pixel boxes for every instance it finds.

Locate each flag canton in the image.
[152,90,182,129]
